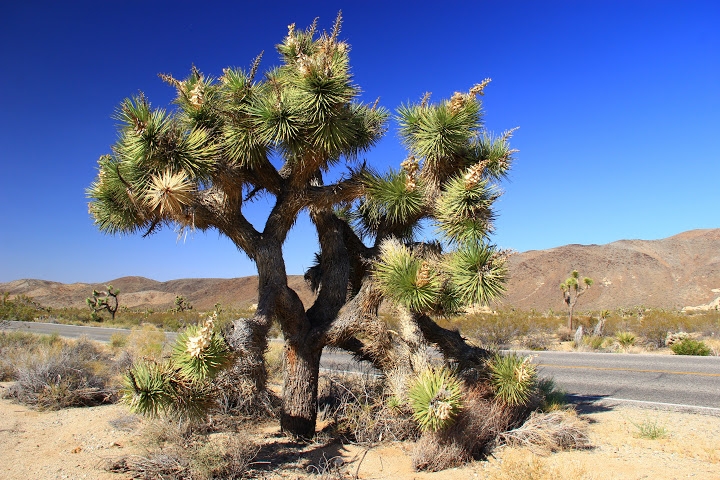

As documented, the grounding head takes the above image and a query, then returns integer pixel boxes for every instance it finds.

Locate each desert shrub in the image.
[4,337,117,408]
[556,326,573,342]
[0,331,64,381]
[189,433,258,480]
[125,324,168,359]
[411,384,534,471]
[411,435,469,472]
[0,293,49,321]
[408,366,464,432]
[488,353,537,406]
[518,332,552,351]
[109,332,129,349]
[631,310,685,348]
[456,313,522,347]
[670,338,711,356]
[683,311,720,337]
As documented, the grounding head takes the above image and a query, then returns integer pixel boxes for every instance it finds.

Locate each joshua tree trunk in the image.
[281,338,323,437]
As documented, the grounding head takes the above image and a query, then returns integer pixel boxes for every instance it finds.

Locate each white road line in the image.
[574,395,720,413]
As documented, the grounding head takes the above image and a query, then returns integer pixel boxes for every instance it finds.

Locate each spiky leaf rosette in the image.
[172,316,233,381]
[488,353,537,406]
[447,242,507,306]
[408,366,464,432]
[355,170,426,240]
[435,174,499,244]
[373,240,443,313]
[397,91,481,185]
[122,361,174,418]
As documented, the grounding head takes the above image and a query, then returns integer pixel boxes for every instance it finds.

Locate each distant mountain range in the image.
[2,229,719,312]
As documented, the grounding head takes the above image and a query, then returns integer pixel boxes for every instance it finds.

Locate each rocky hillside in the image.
[502,229,720,311]
[0,276,314,311]
[2,229,719,312]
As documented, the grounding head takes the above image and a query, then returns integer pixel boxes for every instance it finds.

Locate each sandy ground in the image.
[1,388,719,480]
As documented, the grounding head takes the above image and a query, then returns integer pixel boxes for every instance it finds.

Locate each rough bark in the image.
[280,338,323,437]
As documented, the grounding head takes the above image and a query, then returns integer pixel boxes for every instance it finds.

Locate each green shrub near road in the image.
[670,338,711,356]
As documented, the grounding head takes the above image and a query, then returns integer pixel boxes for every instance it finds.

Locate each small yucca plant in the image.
[408,367,464,432]
[172,313,233,380]
[488,353,537,406]
[121,314,233,420]
[615,331,636,350]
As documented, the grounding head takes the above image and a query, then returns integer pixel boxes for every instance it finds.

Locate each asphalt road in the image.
[4,321,719,413]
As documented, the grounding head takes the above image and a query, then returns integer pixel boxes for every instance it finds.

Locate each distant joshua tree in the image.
[560,271,593,330]
[173,295,193,312]
[86,285,120,321]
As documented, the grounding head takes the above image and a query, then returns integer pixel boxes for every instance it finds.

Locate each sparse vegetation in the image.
[615,331,637,351]
[632,417,668,440]
[107,420,258,480]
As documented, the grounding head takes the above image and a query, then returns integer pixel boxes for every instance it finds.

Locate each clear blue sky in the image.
[1,1,718,284]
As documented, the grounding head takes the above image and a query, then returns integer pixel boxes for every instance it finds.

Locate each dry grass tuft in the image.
[411,435,469,471]
[500,409,591,452]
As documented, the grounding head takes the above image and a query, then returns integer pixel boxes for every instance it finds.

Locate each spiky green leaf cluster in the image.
[487,353,538,406]
[354,170,425,240]
[435,175,499,244]
[121,319,233,420]
[373,240,443,313]
[397,95,481,172]
[408,366,464,432]
[122,361,173,418]
[446,243,507,306]
[172,324,233,381]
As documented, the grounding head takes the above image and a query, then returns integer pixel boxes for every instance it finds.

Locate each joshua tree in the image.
[87,15,515,437]
[560,270,593,330]
[86,285,120,321]
[173,295,193,312]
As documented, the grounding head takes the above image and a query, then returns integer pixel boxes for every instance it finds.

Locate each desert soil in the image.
[1,389,718,480]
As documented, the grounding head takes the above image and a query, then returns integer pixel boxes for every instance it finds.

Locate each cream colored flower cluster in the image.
[188,83,204,108]
[186,312,217,358]
[400,156,419,191]
[463,161,486,190]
